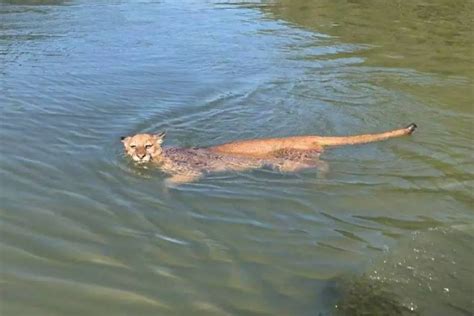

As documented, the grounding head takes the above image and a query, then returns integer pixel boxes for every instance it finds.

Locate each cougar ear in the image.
[157,131,166,138]
[121,136,130,143]
[155,131,166,144]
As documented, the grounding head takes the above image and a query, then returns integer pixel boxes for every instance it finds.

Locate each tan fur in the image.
[209,124,417,158]
[121,123,416,185]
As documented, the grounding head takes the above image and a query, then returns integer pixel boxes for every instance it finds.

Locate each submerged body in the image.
[149,147,322,185]
[121,123,417,185]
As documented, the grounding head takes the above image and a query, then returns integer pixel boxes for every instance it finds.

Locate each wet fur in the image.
[121,123,417,185]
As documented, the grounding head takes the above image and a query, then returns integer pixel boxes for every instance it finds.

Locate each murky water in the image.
[1,0,473,315]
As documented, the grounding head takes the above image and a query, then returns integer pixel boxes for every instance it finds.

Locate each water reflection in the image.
[0,0,473,315]
[261,0,474,77]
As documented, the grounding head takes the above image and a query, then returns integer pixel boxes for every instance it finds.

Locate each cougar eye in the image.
[145,144,152,149]
[130,145,136,149]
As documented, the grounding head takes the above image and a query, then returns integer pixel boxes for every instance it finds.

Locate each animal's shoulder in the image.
[163,147,223,168]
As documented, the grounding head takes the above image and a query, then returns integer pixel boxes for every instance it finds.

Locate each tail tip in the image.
[406,123,417,134]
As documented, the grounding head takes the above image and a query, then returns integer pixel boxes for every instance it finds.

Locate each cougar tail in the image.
[315,123,417,147]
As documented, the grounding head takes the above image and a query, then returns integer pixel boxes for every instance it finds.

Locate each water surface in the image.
[1,0,473,315]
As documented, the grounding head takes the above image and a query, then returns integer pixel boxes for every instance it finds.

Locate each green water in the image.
[0,0,473,315]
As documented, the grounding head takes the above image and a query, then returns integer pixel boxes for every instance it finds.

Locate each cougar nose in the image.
[137,151,146,159]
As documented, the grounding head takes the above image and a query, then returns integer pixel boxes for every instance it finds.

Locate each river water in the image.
[1,0,473,315]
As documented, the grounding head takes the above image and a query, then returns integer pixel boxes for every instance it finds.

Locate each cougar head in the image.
[121,131,166,164]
